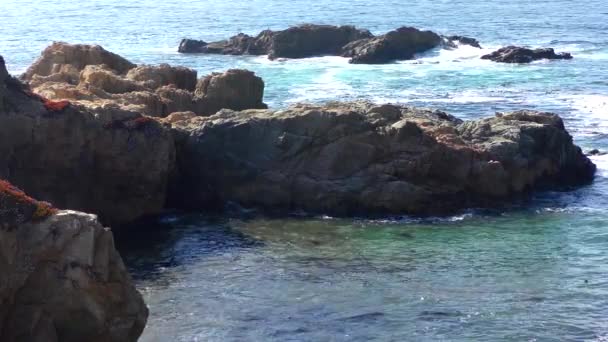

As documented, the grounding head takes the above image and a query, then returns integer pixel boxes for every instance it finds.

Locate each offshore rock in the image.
[168,102,595,215]
[341,26,443,64]
[481,46,573,63]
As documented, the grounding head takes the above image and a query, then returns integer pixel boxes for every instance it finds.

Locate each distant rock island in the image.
[178,24,574,64]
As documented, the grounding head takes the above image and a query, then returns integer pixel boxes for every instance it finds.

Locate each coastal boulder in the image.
[446,35,482,48]
[178,39,208,53]
[0,180,147,342]
[169,102,595,215]
[481,46,573,63]
[126,64,198,91]
[194,69,267,115]
[342,27,443,64]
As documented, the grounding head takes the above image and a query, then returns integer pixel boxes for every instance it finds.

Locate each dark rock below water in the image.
[342,26,443,64]
[481,46,573,63]
[168,102,595,215]
[0,180,147,342]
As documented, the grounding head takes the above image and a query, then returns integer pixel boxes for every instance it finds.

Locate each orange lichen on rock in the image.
[43,99,70,112]
[0,179,57,226]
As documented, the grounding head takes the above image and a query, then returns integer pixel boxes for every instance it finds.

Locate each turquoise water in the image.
[3,0,608,340]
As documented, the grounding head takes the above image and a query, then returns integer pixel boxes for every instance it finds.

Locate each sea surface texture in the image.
[2,0,608,340]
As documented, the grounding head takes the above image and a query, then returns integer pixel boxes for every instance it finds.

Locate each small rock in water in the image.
[587,149,606,156]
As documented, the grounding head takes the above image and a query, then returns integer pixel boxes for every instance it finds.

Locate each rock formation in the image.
[481,46,573,63]
[179,24,474,63]
[1,52,176,225]
[168,102,595,215]
[195,69,267,115]
[23,42,266,117]
[341,27,443,64]
[0,180,147,342]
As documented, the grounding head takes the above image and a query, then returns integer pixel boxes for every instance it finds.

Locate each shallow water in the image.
[2,0,608,340]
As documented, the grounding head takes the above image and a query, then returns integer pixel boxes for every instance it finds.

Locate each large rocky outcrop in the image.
[178,24,468,63]
[1,53,176,225]
[341,26,443,64]
[0,180,147,342]
[482,46,573,63]
[168,102,595,215]
[23,43,266,117]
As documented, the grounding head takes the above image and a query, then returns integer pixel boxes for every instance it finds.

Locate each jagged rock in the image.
[194,69,267,115]
[22,42,136,82]
[481,46,573,63]
[0,180,147,342]
[23,43,265,117]
[0,56,176,225]
[341,27,443,64]
[169,102,595,215]
[446,35,481,48]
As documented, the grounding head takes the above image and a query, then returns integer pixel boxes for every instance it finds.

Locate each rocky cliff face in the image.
[23,42,266,117]
[0,180,147,342]
[168,102,595,215]
[1,52,176,225]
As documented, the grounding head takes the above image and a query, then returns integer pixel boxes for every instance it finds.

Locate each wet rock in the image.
[446,35,482,48]
[168,101,595,215]
[342,27,443,64]
[481,46,573,63]
[587,149,606,156]
[178,38,208,53]
[194,69,267,115]
[0,180,147,342]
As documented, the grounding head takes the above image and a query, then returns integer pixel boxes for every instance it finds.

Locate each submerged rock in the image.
[481,46,573,63]
[0,180,147,342]
[22,43,266,117]
[341,26,443,64]
[168,102,595,215]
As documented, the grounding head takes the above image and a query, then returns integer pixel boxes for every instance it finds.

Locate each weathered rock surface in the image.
[1,54,176,225]
[0,180,147,342]
[169,102,595,215]
[481,46,573,63]
[341,26,443,64]
[23,43,266,117]
[194,69,267,115]
[179,24,458,63]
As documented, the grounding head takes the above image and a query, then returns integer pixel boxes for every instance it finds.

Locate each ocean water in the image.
[2,0,608,340]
